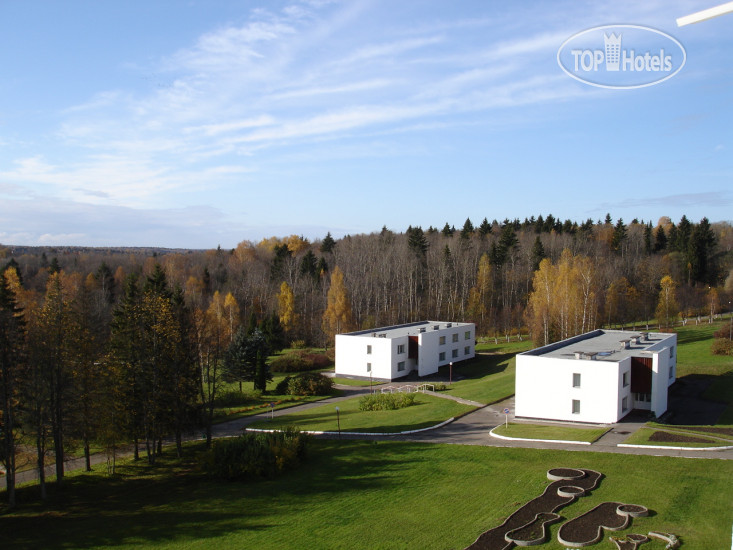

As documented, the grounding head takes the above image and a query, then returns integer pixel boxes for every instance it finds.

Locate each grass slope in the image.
[248,392,475,433]
[2,441,731,550]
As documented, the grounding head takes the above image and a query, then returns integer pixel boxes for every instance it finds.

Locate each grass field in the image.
[438,339,533,404]
[492,423,609,443]
[248,392,475,433]
[2,440,731,549]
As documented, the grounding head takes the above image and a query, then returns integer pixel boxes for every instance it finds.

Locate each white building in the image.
[335,321,476,380]
[515,330,677,424]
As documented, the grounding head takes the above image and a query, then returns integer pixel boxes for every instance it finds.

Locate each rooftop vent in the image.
[640,332,648,341]
[419,328,426,333]
[378,334,386,338]
[620,339,631,350]
[631,335,641,345]
[446,323,452,328]
[433,325,440,330]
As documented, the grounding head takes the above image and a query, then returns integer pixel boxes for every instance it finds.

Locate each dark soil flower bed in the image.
[690,426,733,437]
[465,469,602,550]
[557,502,648,547]
[648,431,716,444]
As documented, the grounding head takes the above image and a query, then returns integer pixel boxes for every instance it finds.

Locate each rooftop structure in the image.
[516,330,677,424]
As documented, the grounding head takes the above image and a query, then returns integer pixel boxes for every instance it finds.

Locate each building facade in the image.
[335,321,476,380]
[515,330,677,424]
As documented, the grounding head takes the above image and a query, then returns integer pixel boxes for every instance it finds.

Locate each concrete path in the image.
[9,387,732,486]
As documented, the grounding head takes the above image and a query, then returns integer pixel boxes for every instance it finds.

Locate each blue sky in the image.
[1,0,731,248]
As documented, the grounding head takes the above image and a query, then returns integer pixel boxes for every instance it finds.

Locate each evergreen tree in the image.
[0,271,25,507]
[531,236,546,272]
[407,226,429,258]
[460,218,474,240]
[320,232,336,254]
[643,223,653,256]
[610,218,627,254]
[654,225,668,252]
[441,222,454,237]
[478,217,492,238]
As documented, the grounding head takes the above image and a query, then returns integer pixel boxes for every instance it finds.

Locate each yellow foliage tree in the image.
[278,281,296,333]
[655,275,679,330]
[466,253,492,334]
[322,266,354,342]
[526,250,600,346]
[223,292,240,342]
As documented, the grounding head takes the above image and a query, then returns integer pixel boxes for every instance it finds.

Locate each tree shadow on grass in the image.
[1,440,433,549]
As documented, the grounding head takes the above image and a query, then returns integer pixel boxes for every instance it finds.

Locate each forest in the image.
[1,213,732,507]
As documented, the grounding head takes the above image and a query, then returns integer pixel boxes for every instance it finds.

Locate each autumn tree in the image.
[322,266,354,342]
[655,275,680,330]
[277,281,296,334]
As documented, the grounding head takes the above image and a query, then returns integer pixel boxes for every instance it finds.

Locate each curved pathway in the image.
[10,385,732,485]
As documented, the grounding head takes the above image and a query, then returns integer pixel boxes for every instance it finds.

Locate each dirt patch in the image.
[692,426,733,437]
[648,431,715,444]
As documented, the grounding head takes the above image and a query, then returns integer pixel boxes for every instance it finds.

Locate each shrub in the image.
[287,372,333,396]
[359,392,415,411]
[713,327,732,340]
[269,350,334,373]
[205,427,308,481]
[711,338,733,356]
[275,376,291,395]
[215,389,261,407]
[290,339,307,349]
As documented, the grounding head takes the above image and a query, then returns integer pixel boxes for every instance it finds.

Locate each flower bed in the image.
[557,502,649,547]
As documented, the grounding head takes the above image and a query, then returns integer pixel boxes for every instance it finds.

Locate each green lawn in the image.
[623,425,733,448]
[248,392,475,433]
[330,376,384,387]
[3,440,731,549]
[438,340,533,404]
[493,423,609,443]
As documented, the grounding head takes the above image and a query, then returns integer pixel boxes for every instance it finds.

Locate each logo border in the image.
[557,24,687,90]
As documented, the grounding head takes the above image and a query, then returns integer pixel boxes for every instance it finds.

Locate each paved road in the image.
[9,384,732,485]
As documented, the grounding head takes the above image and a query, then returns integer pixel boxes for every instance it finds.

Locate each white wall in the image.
[516,355,623,423]
[335,323,475,380]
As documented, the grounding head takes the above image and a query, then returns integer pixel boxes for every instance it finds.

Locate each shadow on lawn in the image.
[2,440,424,548]
[438,352,515,381]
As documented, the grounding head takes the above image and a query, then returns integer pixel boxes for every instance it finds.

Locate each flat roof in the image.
[343,320,473,339]
[522,329,676,362]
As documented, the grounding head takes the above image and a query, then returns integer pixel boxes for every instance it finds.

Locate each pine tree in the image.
[320,232,336,254]
[0,271,25,507]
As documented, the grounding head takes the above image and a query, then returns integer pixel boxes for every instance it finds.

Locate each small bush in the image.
[432,383,448,391]
[711,338,733,356]
[215,389,261,407]
[205,427,308,481]
[287,372,333,396]
[270,350,334,373]
[290,339,307,349]
[359,392,415,411]
[275,376,291,395]
[713,327,732,340]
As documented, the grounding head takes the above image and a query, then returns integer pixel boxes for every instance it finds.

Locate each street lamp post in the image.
[335,406,341,439]
[449,362,453,385]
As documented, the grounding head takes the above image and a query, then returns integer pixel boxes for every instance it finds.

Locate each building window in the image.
[367,345,372,355]
[572,373,581,388]
[622,372,629,387]
[622,397,628,412]
[572,400,580,414]
[464,346,471,355]
[452,333,459,343]
[397,361,405,372]
[465,331,471,340]
[669,366,674,379]
[439,352,446,361]
[367,363,371,372]
[669,346,674,358]
[397,344,405,354]
[452,349,459,358]
[439,336,446,345]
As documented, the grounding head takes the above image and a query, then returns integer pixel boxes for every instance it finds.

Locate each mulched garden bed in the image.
[648,431,716,444]
[557,502,648,547]
[690,426,733,437]
[465,468,602,550]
